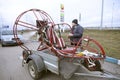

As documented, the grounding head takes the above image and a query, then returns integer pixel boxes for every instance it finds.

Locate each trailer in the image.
[13,9,120,80]
[20,49,119,80]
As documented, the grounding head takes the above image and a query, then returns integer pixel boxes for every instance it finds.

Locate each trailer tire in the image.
[28,60,42,80]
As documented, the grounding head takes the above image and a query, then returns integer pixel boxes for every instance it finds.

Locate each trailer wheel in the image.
[28,60,42,80]
[82,59,102,71]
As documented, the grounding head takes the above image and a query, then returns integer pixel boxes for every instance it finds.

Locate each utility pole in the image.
[100,0,104,30]
[111,2,114,28]
[79,13,81,22]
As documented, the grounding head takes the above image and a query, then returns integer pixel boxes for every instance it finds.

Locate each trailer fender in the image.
[27,54,45,72]
[22,50,31,60]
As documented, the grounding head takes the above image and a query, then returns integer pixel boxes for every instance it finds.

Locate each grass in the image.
[83,29,120,59]
[56,29,120,59]
[22,29,120,59]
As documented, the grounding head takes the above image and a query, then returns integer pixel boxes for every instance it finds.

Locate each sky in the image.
[0,0,120,28]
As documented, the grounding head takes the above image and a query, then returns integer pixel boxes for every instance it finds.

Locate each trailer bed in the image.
[31,50,120,80]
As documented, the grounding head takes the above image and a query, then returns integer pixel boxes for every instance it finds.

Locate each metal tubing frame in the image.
[13,9,106,61]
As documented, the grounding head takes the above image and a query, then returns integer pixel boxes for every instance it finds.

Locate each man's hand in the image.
[68,33,73,38]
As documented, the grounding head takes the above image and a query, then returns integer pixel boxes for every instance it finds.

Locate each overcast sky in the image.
[0,0,120,28]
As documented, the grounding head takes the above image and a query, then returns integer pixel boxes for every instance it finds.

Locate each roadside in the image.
[83,30,120,59]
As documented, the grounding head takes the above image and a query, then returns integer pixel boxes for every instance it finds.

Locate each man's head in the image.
[72,19,78,27]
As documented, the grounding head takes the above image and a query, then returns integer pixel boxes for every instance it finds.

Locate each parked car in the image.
[1,30,24,47]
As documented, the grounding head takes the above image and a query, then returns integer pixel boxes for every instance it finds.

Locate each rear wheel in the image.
[28,60,42,80]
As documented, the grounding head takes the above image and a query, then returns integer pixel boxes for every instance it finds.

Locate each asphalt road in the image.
[0,45,120,80]
[0,46,32,80]
[0,45,63,80]
[0,45,81,80]
[0,45,96,80]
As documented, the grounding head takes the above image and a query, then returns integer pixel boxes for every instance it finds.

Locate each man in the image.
[68,19,84,45]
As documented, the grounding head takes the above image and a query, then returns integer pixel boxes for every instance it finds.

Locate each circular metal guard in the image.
[13,9,54,51]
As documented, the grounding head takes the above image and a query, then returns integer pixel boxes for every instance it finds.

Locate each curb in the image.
[105,56,120,65]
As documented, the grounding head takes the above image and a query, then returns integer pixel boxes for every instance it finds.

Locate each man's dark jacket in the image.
[70,24,84,43]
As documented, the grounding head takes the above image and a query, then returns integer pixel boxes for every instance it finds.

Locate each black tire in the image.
[28,60,42,80]
[82,59,102,71]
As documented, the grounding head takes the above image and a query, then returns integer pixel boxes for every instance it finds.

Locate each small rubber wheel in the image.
[82,59,102,71]
[28,60,42,80]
